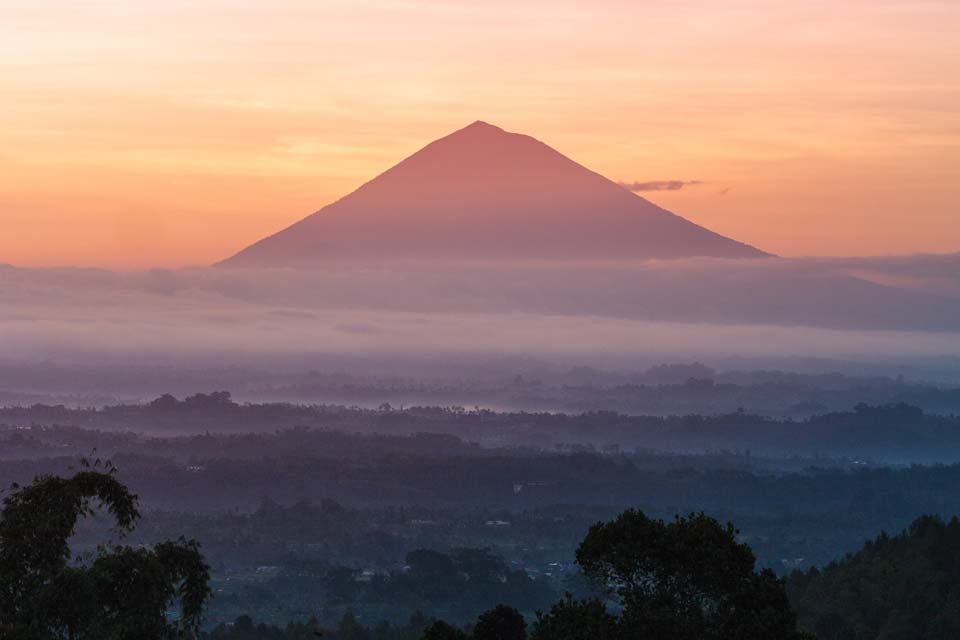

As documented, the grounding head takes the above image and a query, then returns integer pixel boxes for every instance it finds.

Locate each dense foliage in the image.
[789,515,960,639]
[8,414,960,626]
[7,398,960,636]
[528,595,619,640]
[0,467,211,639]
[572,510,802,639]
[207,510,804,640]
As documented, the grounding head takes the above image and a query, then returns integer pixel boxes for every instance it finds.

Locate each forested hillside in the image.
[789,516,960,639]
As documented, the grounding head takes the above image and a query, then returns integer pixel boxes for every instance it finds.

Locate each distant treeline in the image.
[266,366,960,420]
[4,360,960,420]
[2,395,960,461]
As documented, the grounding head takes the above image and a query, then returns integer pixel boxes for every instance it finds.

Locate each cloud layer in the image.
[618,180,704,192]
[1,255,959,367]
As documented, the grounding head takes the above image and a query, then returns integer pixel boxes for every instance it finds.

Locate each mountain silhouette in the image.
[220,121,768,266]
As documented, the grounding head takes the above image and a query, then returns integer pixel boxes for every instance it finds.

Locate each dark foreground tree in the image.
[789,515,960,640]
[576,510,802,640]
[529,594,620,640]
[472,605,526,640]
[421,620,469,640]
[0,465,211,639]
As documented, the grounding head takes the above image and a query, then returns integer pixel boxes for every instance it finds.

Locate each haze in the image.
[3,256,960,372]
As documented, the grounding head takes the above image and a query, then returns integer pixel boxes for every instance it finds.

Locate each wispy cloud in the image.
[618,180,704,192]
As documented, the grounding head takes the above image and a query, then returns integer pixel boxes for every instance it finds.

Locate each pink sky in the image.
[2,0,958,268]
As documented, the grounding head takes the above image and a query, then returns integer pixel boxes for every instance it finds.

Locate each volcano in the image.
[219,121,768,266]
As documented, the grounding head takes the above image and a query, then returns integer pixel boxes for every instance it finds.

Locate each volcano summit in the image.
[220,121,768,266]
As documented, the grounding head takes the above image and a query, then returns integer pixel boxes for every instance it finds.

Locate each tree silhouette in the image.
[576,510,802,640]
[0,465,211,639]
[421,620,469,640]
[789,515,960,639]
[529,594,620,640]
[473,605,526,640]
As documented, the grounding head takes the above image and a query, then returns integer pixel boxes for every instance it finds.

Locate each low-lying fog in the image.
[1,254,959,369]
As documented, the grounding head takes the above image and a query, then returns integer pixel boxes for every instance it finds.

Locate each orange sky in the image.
[2,0,958,268]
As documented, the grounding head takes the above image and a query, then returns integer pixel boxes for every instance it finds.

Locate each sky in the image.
[1,0,958,269]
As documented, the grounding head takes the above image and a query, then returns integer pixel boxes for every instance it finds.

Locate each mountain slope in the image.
[219,121,768,266]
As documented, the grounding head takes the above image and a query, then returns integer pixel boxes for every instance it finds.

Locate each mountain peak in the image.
[463,120,501,131]
[219,124,768,266]
[424,120,511,148]
[431,120,531,150]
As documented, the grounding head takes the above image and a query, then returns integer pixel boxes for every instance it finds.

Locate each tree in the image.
[0,466,211,639]
[406,549,457,582]
[451,548,507,584]
[576,510,801,640]
[529,594,620,640]
[473,605,526,640]
[788,515,960,639]
[421,620,469,640]
[337,612,371,640]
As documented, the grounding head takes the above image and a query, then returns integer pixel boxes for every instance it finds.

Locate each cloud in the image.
[2,255,960,375]
[618,180,704,192]
[334,322,384,336]
[4,254,960,325]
